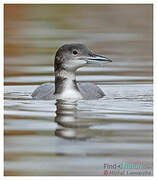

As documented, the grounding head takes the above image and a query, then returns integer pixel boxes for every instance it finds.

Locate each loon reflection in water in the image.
[32,44,112,100]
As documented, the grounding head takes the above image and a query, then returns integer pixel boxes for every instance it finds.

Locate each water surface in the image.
[4,4,153,176]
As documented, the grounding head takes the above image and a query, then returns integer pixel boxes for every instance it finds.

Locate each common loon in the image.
[32,44,112,100]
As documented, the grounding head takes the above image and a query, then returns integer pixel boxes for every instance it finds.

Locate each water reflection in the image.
[55,99,90,128]
[4,84,153,175]
[55,99,91,140]
[4,4,153,176]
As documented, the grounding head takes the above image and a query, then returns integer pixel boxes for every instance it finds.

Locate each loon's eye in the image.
[72,50,78,55]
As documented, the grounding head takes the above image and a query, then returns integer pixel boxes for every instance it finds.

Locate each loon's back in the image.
[32,83,104,100]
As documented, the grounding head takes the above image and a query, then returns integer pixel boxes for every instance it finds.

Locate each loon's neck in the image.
[54,70,82,99]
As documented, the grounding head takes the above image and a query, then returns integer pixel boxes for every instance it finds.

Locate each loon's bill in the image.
[32,43,112,100]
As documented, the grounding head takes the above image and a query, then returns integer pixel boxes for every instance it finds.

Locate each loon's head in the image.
[54,43,112,72]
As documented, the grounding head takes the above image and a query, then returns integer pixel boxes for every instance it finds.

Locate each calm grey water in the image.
[4,5,153,176]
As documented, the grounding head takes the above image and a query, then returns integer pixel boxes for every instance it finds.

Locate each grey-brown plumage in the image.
[32,44,112,100]
[32,82,104,100]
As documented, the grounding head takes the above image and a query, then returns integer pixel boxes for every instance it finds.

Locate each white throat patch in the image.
[55,71,83,100]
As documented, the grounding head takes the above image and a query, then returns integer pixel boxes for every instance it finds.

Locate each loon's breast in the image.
[31,44,111,100]
[32,82,104,100]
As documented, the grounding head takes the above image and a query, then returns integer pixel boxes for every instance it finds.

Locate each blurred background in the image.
[4,4,152,85]
[4,4,153,176]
